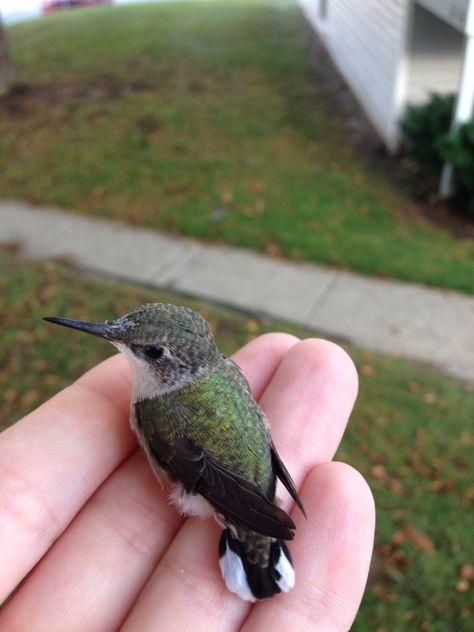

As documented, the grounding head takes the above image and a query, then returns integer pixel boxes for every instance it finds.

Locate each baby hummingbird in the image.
[44,303,305,601]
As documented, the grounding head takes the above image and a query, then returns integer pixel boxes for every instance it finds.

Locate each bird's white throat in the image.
[115,343,200,402]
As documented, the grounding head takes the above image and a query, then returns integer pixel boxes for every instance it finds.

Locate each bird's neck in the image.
[118,344,220,403]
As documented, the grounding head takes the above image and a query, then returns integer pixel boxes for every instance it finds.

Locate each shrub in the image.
[402,93,474,215]
[443,120,474,214]
[402,93,455,171]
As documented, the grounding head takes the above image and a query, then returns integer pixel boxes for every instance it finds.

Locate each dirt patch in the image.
[0,79,154,116]
[300,15,474,239]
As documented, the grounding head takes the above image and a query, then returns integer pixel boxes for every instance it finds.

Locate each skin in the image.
[0,334,375,632]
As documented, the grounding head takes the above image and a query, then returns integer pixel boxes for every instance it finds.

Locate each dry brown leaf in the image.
[390,479,405,495]
[370,454,386,465]
[221,190,233,203]
[460,564,474,580]
[20,389,40,408]
[246,319,259,333]
[32,359,47,371]
[4,389,17,403]
[430,480,444,493]
[460,432,474,447]
[254,198,266,213]
[456,579,470,592]
[265,239,281,256]
[404,523,436,553]
[391,529,405,545]
[249,178,265,192]
[371,465,387,479]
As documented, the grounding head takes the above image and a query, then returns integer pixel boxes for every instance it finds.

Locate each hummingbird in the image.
[44,303,305,601]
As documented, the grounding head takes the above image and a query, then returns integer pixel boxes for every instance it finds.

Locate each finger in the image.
[0,333,298,630]
[242,462,376,632]
[231,332,300,399]
[120,339,358,632]
[260,338,359,506]
[0,451,183,632]
[0,353,134,603]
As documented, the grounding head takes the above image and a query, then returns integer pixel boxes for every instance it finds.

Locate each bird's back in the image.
[136,358,275,499]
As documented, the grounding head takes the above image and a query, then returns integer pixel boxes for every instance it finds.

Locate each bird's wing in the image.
[168,436,296,540]
[270,443,306,518]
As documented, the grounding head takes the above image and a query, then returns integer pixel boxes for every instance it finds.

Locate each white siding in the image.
[299,0,411,150]
[407,4,464,104]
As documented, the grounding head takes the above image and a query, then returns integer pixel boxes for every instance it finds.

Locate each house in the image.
[299,0,474,158]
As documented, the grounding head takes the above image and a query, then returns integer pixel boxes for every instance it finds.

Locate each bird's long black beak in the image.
[43,316,121,341]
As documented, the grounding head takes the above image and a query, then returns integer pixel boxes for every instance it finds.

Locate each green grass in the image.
[1,0,474,292]
[1,251,473,630]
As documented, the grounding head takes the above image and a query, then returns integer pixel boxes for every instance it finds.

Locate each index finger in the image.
[0,353,134,603]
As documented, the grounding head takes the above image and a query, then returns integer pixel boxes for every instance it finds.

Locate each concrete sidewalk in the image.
[1,200,473,383]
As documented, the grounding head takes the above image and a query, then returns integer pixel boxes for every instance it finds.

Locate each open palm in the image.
[0,334,374,631]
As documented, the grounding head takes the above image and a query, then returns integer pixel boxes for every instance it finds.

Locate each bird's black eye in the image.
[144,345,165,360]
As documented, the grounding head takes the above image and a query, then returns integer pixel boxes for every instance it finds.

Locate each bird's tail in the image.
[218,528,295,602]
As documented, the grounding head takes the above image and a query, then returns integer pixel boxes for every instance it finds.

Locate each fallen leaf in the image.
[0,240,22,255]
[430,480,444,493]
[416,428,429,439]
[456,579,470,592]
[265,239,281,256]
[393,509,407,520]
[404,523,436,553]
[246,319,259,333]
[20,389,40,408]
[391,529,405,545]
[55,253,76,266]
[390,479,405,495]
[221,190,233,203]
[370,454,386,465]
[460,432,474,447]
[371,464,387,479]
[254,198,266,214]
[423,392,437,404]
[460,564,474,580]
[249,178,265,192]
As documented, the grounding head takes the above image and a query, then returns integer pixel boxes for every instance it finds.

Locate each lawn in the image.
[1,0,474,293]
[1,251,473,630]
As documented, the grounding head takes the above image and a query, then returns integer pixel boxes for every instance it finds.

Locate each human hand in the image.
[0,334,374,631]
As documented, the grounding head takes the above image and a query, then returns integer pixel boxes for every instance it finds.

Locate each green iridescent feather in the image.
[135,358,275,498]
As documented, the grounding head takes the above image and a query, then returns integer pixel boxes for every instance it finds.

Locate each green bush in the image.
[444,120,474,214]
[402,93,474,215]
[402,93,455,171]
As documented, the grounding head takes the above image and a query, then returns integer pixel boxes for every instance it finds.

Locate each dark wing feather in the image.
[169,437,296,540]
[271,443,307,518]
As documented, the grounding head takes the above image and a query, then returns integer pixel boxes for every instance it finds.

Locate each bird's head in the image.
[44,303,220,399]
